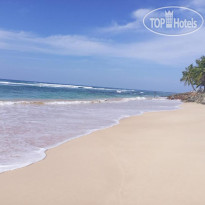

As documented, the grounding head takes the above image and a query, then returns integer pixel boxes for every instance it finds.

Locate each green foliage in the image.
[181,56,205,92]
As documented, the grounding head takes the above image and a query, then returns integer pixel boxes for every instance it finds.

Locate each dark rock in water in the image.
[168,92,205,104]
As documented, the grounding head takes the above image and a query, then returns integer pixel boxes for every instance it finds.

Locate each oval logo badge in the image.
[143,6,204,36]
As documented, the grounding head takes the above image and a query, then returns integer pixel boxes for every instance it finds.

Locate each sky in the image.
[0,0,205,92]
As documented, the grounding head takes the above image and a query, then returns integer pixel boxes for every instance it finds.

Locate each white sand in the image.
[0,103,205,205]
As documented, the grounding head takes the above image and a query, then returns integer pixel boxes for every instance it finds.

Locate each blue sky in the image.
[0,0,205,92]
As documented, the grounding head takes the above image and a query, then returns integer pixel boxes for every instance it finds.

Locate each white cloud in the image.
[186,0,205,12]
[98,8,151,33]
[190,0,205,7]
[132,9,151,19]
[0,27,205,66]
[99,21,140,33]
[0,30,112,56]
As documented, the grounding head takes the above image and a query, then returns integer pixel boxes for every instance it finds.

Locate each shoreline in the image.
[1,103,205,204]
[0,100,180,174]
[0,96,151,105]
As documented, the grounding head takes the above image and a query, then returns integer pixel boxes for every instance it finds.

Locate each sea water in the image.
[0,79,181,173]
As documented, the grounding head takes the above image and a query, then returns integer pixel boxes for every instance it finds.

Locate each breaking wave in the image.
[0,97,147,106]
[0,80,135,93]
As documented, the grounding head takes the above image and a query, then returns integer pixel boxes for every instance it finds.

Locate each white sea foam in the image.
[0,97,181,173]
[119,97,147,102]
[0,97,148,106]
[0,80,135,92]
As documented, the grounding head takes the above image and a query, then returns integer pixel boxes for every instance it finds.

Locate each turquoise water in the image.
[0,79,180,173]
[0,79,173,101]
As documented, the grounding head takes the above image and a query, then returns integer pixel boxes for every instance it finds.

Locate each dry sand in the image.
[1,103,205,205]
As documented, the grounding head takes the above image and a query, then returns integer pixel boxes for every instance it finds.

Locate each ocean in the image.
[0,79,181,173]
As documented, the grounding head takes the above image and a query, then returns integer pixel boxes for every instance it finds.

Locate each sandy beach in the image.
[0,103,205,205]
